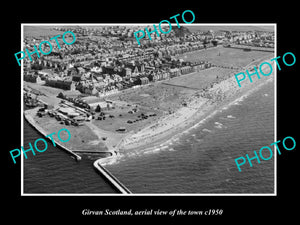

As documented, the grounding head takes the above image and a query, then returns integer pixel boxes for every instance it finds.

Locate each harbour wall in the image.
[93,157,132,194]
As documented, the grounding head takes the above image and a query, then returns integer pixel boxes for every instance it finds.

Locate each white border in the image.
[21,24,24,195]
[21,23,277,196]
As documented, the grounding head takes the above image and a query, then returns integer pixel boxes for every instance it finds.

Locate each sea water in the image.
[105,81,275,193]
[23,120,116,193]
[24,81,274,194]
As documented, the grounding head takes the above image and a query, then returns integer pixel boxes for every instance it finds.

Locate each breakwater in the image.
[93,156,132,194]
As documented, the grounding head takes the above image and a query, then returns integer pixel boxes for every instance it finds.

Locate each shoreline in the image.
[117,70,274,153]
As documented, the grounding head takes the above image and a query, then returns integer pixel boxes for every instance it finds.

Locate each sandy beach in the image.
[118,62,274,152]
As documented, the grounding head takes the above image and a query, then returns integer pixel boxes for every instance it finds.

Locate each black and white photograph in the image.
[21,23,276,195]
[4,4,298,223]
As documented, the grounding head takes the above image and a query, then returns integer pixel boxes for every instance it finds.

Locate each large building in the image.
[45,78,75,90]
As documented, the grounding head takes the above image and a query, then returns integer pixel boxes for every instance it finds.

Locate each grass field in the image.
[103,68,235,132]
[32,113,107,151]
[176,46,274,68]
[185,25,275,33]
[24,26,66,38]
[163,67,236,90]
[93,104,162,133]
[109,83,196,112]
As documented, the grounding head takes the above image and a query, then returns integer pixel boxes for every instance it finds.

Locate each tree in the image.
[95,104,101,112]
[57,92,64,99]
[211,40,218,46]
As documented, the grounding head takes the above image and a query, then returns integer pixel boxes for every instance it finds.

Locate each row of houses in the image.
[74,61,213,95]
[158,42,214,57]
[45,78,75,90]
[25,59,213,95]
[24,73,44,84]
[169,62,212,77]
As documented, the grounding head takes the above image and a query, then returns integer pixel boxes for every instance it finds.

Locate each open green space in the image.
[163,67,236,90]
[176,47,273,68]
